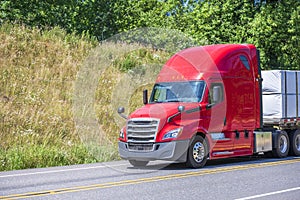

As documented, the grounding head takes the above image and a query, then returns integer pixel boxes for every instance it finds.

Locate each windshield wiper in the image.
[151,99,181,103]
[165,99,180,102]
[152,100,163,103]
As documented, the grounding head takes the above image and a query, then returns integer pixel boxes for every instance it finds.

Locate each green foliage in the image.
[0,143,97,171]
[1,0,298,69]
[249,1,300,69]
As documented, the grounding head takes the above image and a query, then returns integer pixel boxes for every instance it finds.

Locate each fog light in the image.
[119,128,125,139]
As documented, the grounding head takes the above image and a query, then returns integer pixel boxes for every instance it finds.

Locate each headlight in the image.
[163,128,182,140]
[119,128,125,139]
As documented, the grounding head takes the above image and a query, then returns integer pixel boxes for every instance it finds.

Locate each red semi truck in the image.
[117,44,300,168]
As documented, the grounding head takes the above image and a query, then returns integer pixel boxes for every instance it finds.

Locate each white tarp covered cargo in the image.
[262,70,300,123]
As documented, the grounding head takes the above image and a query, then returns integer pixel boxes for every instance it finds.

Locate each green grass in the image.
[0,23,170,171]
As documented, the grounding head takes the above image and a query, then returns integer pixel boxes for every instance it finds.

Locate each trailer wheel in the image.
[289,129,300,156]
[129,160,149,167]
[186,135,208,168]
[273,131,289,158]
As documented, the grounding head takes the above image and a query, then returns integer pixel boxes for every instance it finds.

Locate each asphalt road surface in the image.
[1,156,299,200]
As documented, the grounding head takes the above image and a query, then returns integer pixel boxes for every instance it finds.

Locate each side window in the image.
[209,83,224,104]
[240,55,250,70]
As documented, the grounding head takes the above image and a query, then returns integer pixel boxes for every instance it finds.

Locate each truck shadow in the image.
[133,155,296,171]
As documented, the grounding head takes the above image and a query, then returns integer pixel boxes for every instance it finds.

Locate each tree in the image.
[0,0,299,69]
[249,0,300,69]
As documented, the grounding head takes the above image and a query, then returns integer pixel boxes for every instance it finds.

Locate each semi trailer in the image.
[117,44,300,168]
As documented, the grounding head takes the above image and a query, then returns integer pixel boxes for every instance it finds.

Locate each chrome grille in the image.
[126,118,159,144]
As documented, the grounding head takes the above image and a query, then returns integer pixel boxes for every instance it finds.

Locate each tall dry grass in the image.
[0,23,170,171]
[0,23,101,170]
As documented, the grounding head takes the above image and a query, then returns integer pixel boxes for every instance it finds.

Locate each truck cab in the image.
[117,44,300,168]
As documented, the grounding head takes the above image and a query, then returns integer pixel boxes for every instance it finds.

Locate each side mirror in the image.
[118,107,125,114]
[143,89,148,105]
[212,86,221,103]
[168,105,185,123]
[117,107,127,120]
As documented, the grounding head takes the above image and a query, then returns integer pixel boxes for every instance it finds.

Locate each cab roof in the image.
[156,44,256,82]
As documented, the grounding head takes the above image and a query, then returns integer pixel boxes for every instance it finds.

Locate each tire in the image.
[129,160,149,167]
[272,130,289,158]
[186,135,208,168]
[289,129,300,156]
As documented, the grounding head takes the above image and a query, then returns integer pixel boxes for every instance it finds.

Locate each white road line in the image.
[235,187,300,200]
[0,163,128,178]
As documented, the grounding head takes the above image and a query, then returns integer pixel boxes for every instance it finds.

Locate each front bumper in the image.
[118,140,190,162]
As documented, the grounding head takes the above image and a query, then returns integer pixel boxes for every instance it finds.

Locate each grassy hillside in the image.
[0,23,170,171]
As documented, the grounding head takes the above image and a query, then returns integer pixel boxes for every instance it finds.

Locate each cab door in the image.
[206,82,234,156]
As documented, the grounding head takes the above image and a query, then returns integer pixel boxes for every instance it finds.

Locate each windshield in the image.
[149,81,206,103]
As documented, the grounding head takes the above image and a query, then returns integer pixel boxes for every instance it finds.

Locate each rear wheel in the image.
[272,131,289,158]
[186,135,208,168]
[129,160,149,167]
[289,129,300,156]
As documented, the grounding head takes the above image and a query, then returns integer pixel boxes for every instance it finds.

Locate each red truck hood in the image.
[128,102,199,124]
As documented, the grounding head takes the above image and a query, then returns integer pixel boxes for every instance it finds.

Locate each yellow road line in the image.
[1,158,300,200]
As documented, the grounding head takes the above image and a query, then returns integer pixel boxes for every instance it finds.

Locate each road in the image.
[0,156,299,200]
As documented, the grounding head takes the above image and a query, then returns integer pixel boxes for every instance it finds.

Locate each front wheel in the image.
[129,160,149,167]
[186,135,208,168]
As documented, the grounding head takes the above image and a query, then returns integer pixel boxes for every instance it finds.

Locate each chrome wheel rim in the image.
[295,134,300,151]
[193,142,205,163]
[279,135,288,154]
